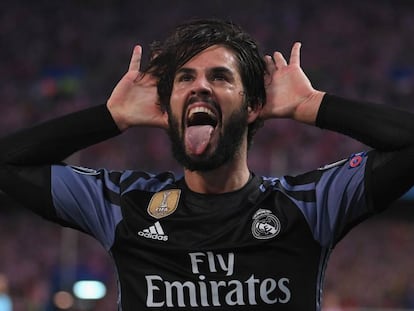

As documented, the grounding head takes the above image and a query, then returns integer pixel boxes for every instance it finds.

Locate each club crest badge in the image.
[147,189,181,219]
[251,209,281,240]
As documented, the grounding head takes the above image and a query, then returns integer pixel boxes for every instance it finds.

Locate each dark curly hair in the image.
[144,18,267,148]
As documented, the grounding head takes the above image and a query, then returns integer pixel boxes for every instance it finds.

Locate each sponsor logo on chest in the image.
[146,251,292,308]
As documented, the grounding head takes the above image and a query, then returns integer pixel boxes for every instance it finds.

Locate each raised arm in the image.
[262,42,414,210]
[0,45,165,217]
[0,45,166,166]
[262,42,414,151]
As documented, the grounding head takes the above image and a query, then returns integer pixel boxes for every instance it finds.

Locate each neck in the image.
[183,150,251,194]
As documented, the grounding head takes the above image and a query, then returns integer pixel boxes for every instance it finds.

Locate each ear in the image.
[162,110,170,129]
[247,102,263,124]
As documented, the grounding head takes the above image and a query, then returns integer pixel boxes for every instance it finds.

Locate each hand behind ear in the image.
[107,45,168,131]
[260,42,322,124]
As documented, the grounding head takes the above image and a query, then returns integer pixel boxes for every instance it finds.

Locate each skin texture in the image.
[106,42,325,193]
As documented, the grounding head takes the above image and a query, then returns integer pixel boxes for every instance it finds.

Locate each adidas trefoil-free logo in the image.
[138,221,168,242]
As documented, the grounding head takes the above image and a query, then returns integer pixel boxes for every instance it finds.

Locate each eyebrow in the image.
[175,66,236,77]
[210,66,234,76]
[175,67,195,76]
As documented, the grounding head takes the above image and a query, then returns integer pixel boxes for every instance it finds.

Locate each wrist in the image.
[293,91,326,125]
[106,102,130,132]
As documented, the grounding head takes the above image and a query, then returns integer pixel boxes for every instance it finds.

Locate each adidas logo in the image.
[138,221,168,241]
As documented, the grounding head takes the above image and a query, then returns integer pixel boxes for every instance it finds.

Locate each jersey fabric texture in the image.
[1,94,414,310]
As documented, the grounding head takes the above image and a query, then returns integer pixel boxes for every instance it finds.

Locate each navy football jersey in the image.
[46,152,369,310]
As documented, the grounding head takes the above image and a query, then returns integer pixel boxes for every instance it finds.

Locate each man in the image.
[0,19,413,310]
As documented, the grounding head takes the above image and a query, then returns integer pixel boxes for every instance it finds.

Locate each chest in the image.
[111,190,322,310]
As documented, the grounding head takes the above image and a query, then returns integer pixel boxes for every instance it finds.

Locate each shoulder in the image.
[56,165,180,193]
[117,170,180,193]
[262,152,368,193]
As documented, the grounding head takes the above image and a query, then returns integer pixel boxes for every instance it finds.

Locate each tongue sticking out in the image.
[185,125,214,155]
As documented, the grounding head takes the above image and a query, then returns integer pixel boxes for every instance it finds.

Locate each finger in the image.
[289,42,301,66]
[264,55,274,85]
[273,51,287,69]
[264,55,275,74]
[128,45,142,72]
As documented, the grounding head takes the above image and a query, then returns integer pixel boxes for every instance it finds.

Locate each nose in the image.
[190,76,212,96]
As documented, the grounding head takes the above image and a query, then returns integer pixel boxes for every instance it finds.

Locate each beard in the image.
[167,104,249,172]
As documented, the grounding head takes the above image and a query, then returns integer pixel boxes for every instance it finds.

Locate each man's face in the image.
[167,45,249,171]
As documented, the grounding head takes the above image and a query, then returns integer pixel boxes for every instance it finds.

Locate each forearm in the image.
[315,94,414,150]
[367,147,414,209]
[0,104,121,165]
[0,104,121,216]
[315,94,414,209]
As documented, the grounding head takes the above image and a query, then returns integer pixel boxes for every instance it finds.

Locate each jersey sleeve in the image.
[0,104,123,247]
[315,153,368,246]
[291,94,414,246]
[279,152,369,247]
[50,164,123,251]
[316,94,414,209]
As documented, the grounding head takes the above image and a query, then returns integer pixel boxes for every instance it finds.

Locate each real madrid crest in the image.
[147,189,181,219]
[251,209,281,240]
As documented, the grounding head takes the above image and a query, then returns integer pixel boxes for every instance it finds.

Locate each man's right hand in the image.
[106,45,168,131]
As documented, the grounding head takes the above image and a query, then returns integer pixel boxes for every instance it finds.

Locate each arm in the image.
[262,42,414,209]
[0,104,120,219]
[0,105,120,166]
[1,45,166,166]
[0,45,166,214]
[262,42,414,149]
[317,95,414,209]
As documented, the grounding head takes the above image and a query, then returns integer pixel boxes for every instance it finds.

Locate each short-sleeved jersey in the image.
[46,151,371,310]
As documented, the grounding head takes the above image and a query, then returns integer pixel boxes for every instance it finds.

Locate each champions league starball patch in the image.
[251,209,281,240]
[348,152,365,168]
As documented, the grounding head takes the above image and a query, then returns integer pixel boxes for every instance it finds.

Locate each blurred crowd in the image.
[1,0,414,309]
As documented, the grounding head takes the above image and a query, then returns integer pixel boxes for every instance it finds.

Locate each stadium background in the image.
[1,0,414,310]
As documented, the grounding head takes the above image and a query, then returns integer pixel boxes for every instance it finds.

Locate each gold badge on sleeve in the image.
[147,189,181,219]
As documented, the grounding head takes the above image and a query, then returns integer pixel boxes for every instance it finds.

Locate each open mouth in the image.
[187,106,218,128]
